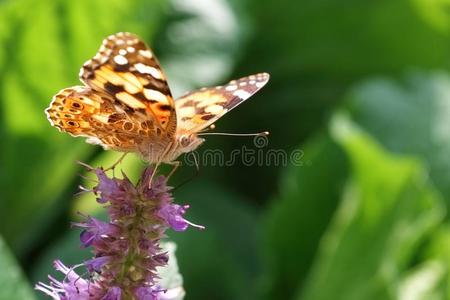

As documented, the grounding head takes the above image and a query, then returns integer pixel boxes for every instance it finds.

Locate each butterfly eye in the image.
[180,135,190,147]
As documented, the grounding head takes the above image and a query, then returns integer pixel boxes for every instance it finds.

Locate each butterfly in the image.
[46,32,269,168]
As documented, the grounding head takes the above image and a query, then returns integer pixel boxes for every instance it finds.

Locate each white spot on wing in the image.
[225,85,237,91]
[233,89,251,99]
[139,50,153,58]
[178,107,196,118]
[86,137,103,145]
[205,104,223,114]
[256,82,265,88]
[134,63,164,80]
[92,114,109,123]
[119,49,127,56]
[127,46,135,53]
[144,89,169,103]
[114,55,128,65]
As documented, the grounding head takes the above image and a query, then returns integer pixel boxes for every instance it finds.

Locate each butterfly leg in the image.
[104,152,128,172]
[148,162,160,188]
[167,161,181,180]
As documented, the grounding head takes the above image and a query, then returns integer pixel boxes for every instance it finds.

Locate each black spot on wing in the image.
[201,114,214,121]
[113,64,131,72]
[158,104,172,111]
[104,82,123,95]
[142,79,171,95]
[134,92,157,104]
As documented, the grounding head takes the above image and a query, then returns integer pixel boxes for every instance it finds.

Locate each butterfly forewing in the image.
[175,73,270,134]
[79,32,176,134]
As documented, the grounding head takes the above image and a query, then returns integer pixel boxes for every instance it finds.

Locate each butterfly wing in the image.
[45,86,157,151]
[175,73,269,134]
[79,32,176,135]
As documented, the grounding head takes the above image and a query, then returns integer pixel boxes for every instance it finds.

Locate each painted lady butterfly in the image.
[46,32,269,167]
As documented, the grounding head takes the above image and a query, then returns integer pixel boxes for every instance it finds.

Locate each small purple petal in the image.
[95,169,126,203]
[73,216,120,247]
[85,256,112,273]
[158,204,204,231]
[79,230,95,247]
[102,286,122,300]
[135,286,161,300]
[152,253,169,265]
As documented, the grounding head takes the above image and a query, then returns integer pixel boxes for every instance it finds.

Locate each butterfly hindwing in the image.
[79,32,176,135]
[45,86,159,151]
[175,73,270,134]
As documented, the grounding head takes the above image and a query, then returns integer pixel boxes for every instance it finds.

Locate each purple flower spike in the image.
[37,166,197,299]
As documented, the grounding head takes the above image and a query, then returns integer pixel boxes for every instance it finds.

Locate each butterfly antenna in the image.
[197,131,269,137]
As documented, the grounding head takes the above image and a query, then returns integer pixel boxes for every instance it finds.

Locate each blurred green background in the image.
[1,0,450,299]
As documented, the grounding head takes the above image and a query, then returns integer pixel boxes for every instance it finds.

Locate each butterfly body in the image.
[46,32,269,164]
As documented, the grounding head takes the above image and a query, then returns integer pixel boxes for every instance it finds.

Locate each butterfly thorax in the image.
[137,133,204,163]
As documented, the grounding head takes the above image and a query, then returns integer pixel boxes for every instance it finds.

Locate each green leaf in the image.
[298,115,445,300]
[229,0,450,189]
[347,71,450,205]
[156,0,248,96]
[263,133,349,300]
[397,261,447,300]
[0,236,36,299]
[422,224,450,298]
[245,0,450,78]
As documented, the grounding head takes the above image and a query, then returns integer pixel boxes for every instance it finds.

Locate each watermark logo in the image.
[184,135,305,167]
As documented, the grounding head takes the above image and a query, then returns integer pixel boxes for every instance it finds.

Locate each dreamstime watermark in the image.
[183,135,305,167]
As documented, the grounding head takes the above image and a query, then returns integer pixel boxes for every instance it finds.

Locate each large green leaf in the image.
[347,71,450,205]
[397,260,448,300]
[298,115,445,300]
[0,236,35,299]
[245,0,450,78]
[225,0,450,196]
[263,133,349,300]
[156,0,248,96]
[420,224,450,299]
